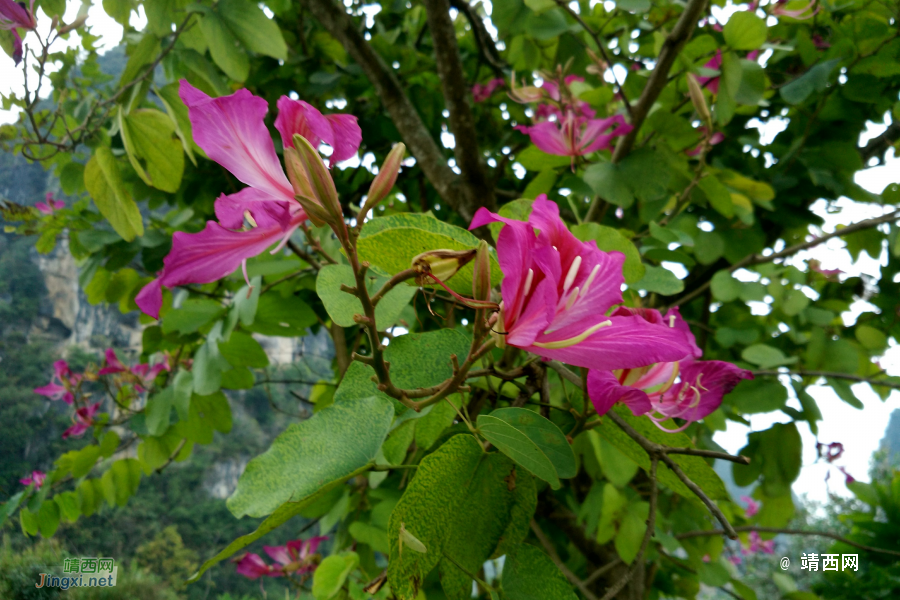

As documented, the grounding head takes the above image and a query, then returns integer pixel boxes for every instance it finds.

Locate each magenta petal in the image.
[214,187,293,230]
[179,80,293,203]
[236,554,272,579]
[658,360,753,422]
[664,307,703,359]
[98,348,128,375]
[62,422,90,439]
[522,121,572,156]
[34,383,66,400]
[136,279,164,320]
[587,370,652,416]
[324,114,362,164]
[263,545,292,567]
[274,96,332,151]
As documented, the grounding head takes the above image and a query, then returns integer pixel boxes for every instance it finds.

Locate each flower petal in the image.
[587,370,652,416]
[324,114,362,164]
[274,97,332,151]
[214,187,293,231]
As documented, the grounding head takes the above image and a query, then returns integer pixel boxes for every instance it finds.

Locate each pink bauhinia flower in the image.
[0,0,36,65]
[469,197,694,371]
[62,402,101,439]
[35,193,65,214]
[744,531,775,555]
[236,536,327,579]
[472,78,505,103]
[131,356,170,391]
[740,495,760,517]
[135,81,361,319]
[34,360,79,405]
[515,112,632,160]
[696,50,723,94]
[587,307,753,430]
[98,348,128,375]
[20,470,46,489]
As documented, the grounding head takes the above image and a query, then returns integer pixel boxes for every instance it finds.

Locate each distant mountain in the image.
[879,409,900,461]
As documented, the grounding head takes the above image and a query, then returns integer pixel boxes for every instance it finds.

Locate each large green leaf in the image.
[357,213,503,294]
[312,552,359,600]
[227,395,394,518]
[218,0,287,60]
[200,11,249,82]
[387,434,536,600]
[244,293,317,336]
[119,108,184,193]
[595,406,728,502]
[218,331,269,368]
[316,264,416,328]
[723,12,767,50]
[477,415,560,489]
[383,329,471,389]
[187,464,371,582]
[501,544,578,600]
[84,146,144,242]
[487,408,576,479]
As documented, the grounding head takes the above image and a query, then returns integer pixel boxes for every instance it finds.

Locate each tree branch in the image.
[449,0,507,76]
[670,207,900,308]
[297,0,477,220]
[754,369,900,390]
[676,527,900,557]
[610,0,708,162]
[531,520,601,600]
[424,0,497,216]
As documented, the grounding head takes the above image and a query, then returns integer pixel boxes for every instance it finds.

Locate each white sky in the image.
[3,5,900,505]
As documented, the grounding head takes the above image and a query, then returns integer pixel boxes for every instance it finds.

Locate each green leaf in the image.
[741,344,797,369]
[357,213,503,294]
[244,293,317,336]
[384,329,471,388]
[146,387,174,436]
[488,408,576,478]
[59,162,85,195]
[156,83,200,165]
[218,0,287,60]
[54,492,81,524]
[516,145,572,171]
[119,33,159,86]
[710,270,741,302]
[227,395,394,518]
[221,367,255,389]
[615,501,649,564]
[312,552,359,600]
[571,223,645,283]
[387,435,537,600]
[85,146,144,242]
[728,378,788,414]
[119,108,185,193]
[735,59,766,105]
[349,521,390,553]
[20,508,39,536]
[200,11,249,82]
[716,52,743,126]
[186,391,233,444]
[693,231,725,265]
[522,169,557,199]
[192,340,228,395]
[780,59,840,105]
[218,331,270,368]
[632,265,684,295]
[699,176,734,218]
[583,162,634,208]
[595,406,728,501]
[316,264,416,328]
[161,299,224,334]
[855,325,887,351]
[723,12,767,50]
[72,445,102,479]
[501,544,578,600]
[826,377,864,409]
[188,465,372,582]
[38,500,61,537]
[477,415,560,488]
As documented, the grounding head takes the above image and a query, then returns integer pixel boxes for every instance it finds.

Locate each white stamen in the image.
[244,210,258,229]
[522,268,534,297]
[532,319,613,349]
[669,315,676,328]
[563,255,582,294]
[580,264,601,298]
[566,287,579,310]
[552,245,558,251]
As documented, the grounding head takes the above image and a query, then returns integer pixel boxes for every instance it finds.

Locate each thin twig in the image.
[676,527,900,557]
[754,370,900,390]
[664,447,750,465]
[531,520,600,600]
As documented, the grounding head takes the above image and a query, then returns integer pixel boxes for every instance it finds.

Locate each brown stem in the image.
[331,323,350,378]
[664,447,750,465]
[287,239,323,270]
[531,520,600,600]
[370,268,419,305]
[754,370,900,390]
[448,0,507,76]
[676,527,900,557]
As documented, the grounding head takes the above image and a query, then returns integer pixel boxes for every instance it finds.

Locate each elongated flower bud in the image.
[284,146,315,199]
[472,240,491,302]
[294,195,333,227]
[686,73,711,127]
[412,249,477,286]
[361,143,405,219]
[292,133,342,223]
[508,71,544,104]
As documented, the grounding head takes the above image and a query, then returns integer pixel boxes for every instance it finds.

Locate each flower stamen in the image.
[533,319,612,349]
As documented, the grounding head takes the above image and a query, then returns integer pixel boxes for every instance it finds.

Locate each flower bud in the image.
[686,73,711,127]
[412,249,477,286]
[508,71,544,104]
[472,240,491,302]
[292,133,342,223]
[294,195,334,227]
[361,143,405,219]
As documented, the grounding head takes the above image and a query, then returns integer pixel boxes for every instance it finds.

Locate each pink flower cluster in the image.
[36,193,65,215]
[236,536,327,579]
[470,197,752,431]
[472,78,504,103]
[0,0,36,64]
[99,348,170,392]
[34,360,81,405]
[510,74,632,162]
[135,81,361,319]
[20,470,46,489]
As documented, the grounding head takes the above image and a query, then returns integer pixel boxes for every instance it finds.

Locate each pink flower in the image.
[62,402,101,439]
[809,259,840,277]
[472,78,505,103]
[98,348,129,375]
[515,113,632,159]
[236,536,327,579]
[136,81,361,319]
[728,555,742,565]
[817,441,844,463]
[0,0,35,65]
[131,357,170,391]
[773,0,818,19]
[696,50,722,95]
[34,360,78,405]
[587,307,753,430]
[740,495,760,517]
[687,129,725,156]
[469,197,694,371]
[747,531,775,554]
[838,466,856,484]
[541,75,584,102]
[20,470,46,489]
[35,193,65,214]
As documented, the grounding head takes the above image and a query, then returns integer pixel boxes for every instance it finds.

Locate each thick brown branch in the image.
[611,0,708,162]
[670,207,900,308]
[449,0,507,76]
[424,0,497,216]
[676,527,900,557]
[298,0,478,220]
